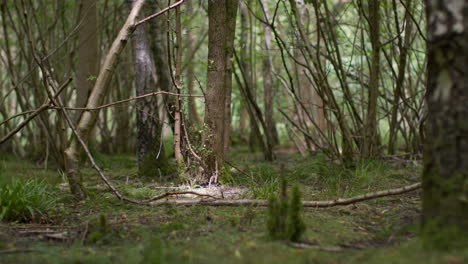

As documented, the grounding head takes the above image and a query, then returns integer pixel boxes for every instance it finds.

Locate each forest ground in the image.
[0,147,466,264]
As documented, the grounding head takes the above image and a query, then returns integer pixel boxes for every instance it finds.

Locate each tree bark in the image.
[362,0,380,159]
[128,0,167,176]
[64,0,147,197]
[422,0,468,249]
[76,0,98,123]
[203,0,239,182]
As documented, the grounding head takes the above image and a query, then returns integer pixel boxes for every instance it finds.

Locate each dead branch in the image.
[0,249,39,254]
[145,191,217,202]
[135,0,185,27]
[52,91,203,111]
[149,182,421,207]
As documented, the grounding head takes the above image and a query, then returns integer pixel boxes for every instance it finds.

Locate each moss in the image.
[138,150,172,179]
[422,169,468,249]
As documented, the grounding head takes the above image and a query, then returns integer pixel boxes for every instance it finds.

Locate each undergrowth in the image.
[0,179,56,222]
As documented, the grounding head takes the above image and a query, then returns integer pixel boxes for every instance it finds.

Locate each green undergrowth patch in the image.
[0,179,57,222]
[2,151,454,264]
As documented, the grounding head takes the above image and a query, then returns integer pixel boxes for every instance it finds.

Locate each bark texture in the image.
[64,0,147,197]
[423,0,468,249]
[203,0,239,182]
[76,0,98,122]
[129,0,166,176]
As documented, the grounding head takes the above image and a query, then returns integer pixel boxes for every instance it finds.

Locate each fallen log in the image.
[149,182,421,207]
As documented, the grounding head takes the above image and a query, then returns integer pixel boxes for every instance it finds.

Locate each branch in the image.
[149,183,421,207]
[0,78,71,146]
[145,191,217,202]
[53,91,203,111]
[135,0,185,27]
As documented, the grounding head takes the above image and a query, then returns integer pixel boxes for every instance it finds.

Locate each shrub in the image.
[0,179,56,222]
[287,184,306,242]
[267,178,306,242]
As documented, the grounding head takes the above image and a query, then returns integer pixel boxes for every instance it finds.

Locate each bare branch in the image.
[149,183,421,207]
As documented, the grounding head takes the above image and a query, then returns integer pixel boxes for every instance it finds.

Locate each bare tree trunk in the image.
[387,0,413,154]
[422,0,468,249]
[64,0,147,197]
[149,2,174,132]
[260,0,279,146]
[185,0,201,128]
[128,0,167,177]
[203,0,239,182]
[363,0,380,158]
[76,0,98,122]
[174,5,184,165]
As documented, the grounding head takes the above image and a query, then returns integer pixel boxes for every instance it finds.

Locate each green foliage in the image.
[86,214,117,244]
[138,150,173,180]
[267,178,306,242]
[121,186,160,199]
[247,164,287,199]
[287,184,306,242]
[140,236,166,264]
[0,179,56,222]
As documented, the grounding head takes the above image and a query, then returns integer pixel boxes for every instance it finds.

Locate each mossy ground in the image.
[0,149,467,264]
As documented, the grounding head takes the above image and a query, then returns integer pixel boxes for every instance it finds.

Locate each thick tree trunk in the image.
[203,0,239,182]
[422,0,468,249]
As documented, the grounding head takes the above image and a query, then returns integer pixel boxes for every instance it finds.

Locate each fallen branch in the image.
[0,249,39,254]
[145,191,217,202]
[149,182,421,207]
[287,242,343,252]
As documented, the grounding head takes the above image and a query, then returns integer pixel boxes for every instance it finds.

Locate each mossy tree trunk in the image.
[203,0,239,182]
[422,0,468,249]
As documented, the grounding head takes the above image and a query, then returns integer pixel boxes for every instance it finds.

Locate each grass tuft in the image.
[0,178,56,222]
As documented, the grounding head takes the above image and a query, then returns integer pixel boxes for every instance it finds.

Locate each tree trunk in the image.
[185,0,201,128]
[76,0,98,123]
[362,0,380,158]
[422,0,468,249]
[260,0,279,146]
[64,0,147,198]
[203,0,239,182]
[128,0,167,177]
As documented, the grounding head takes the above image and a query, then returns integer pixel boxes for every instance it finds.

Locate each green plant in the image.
[287,184,306,242]
[0,179,56,222]
[267,178,306,242]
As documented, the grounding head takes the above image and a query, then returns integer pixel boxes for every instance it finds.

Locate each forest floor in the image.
[0,147,467,264]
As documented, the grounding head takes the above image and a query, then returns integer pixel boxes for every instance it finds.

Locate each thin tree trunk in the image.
[363,0,380,158]
[76,0,98,123]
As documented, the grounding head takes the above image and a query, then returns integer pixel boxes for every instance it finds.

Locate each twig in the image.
[287,242,343,252]
[52,91,203,111]
[225,160,254,179]
[0,78,71,146]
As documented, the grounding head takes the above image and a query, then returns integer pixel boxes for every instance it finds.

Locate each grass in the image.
[0,179,57,222]
[1,150,465,264]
